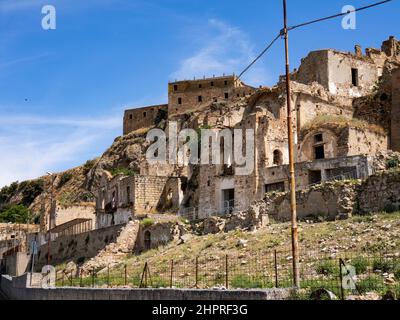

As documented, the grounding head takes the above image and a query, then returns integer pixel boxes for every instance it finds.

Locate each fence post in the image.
[92,268,95,288]
[274,250,279,288]
[62,272,65,287]
[339,258,344,300]
[80,270,83,287]
[195,257,199,288]
[107,265,110,288]
[170,259,174,288]
[124,264,127,286]
[225,254,229,289]
[70,271,73,286]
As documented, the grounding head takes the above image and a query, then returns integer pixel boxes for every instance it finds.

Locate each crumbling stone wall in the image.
[257,168,400,222]
[294,49,381,97]
[168,76,254,117]
[298,125,388,162]
[54,204,96,227]
[36,223,127,269]
[357,170,400,214]
[262,155,373,193]
[391,68,400,151]
[263,181,360,221]
[123,104,167,135]
[134,221,184,253]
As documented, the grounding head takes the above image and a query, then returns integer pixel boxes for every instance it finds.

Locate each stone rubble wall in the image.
[36,223,128,270]
[261,168,400,222]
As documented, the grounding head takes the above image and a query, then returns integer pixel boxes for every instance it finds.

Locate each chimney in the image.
[355,45,363,57]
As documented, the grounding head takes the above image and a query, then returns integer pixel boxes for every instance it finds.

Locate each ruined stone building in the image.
[95,36,400,224]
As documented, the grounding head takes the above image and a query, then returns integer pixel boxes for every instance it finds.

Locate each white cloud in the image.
[0,53,51,69]
[0,113,121,187]
[171,19,270,86]
[0,0,44,13]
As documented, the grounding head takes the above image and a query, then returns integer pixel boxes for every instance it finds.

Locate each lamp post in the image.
[46,172,56,265]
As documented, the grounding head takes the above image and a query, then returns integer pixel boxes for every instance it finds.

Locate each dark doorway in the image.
[273,150,283,166]
[309,170,322,185]
[314,145,325,159]
[144,231,151,250]
[222,189,235,213]
[351,68,359,86]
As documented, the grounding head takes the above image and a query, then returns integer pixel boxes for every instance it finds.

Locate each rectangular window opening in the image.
[314,145,325,159]
[309,170,322,185]
[314,134,323,143]
[351,68,359,86]
[265,182,285,194]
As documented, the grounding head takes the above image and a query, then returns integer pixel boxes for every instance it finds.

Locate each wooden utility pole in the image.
[282,0,300,288]
[47,173,56,265]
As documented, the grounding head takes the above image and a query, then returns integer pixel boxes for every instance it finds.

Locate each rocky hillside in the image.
[0,162,95,224]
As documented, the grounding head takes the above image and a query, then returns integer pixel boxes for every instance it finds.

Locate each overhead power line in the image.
[288,0,393,31]
[237,0,393,80]
[237,33,280,79]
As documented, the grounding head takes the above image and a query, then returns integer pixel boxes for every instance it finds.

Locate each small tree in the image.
[0,204,32,223]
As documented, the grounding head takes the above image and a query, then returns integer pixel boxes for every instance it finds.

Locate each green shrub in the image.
[383,202,399,213]
[154,109,168,126]
[83,159,96,174]
[387,156,400,169]
[141,218,154,228]
[58,172,73,188]
[351,257,369,275]
[373,258,393,273]
[111,167,138,177]
[315,260,339,276]
[21,180,44,206]
[0,204,32,223]
[230,275,272,289]
[394,263,400,281]
[0,181,19,204]
[357,275,385,294]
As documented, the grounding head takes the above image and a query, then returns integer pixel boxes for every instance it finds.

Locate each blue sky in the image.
[0,0,399,186]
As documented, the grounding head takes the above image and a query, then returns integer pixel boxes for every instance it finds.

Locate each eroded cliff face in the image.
[0,165,91,224]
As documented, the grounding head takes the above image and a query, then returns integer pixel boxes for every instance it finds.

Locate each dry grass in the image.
[301,115,386,136]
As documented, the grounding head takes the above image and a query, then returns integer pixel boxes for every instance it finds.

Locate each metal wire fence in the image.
[55,248,400,299]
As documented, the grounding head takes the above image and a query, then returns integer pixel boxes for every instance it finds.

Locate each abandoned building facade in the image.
[96,36,400,224]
